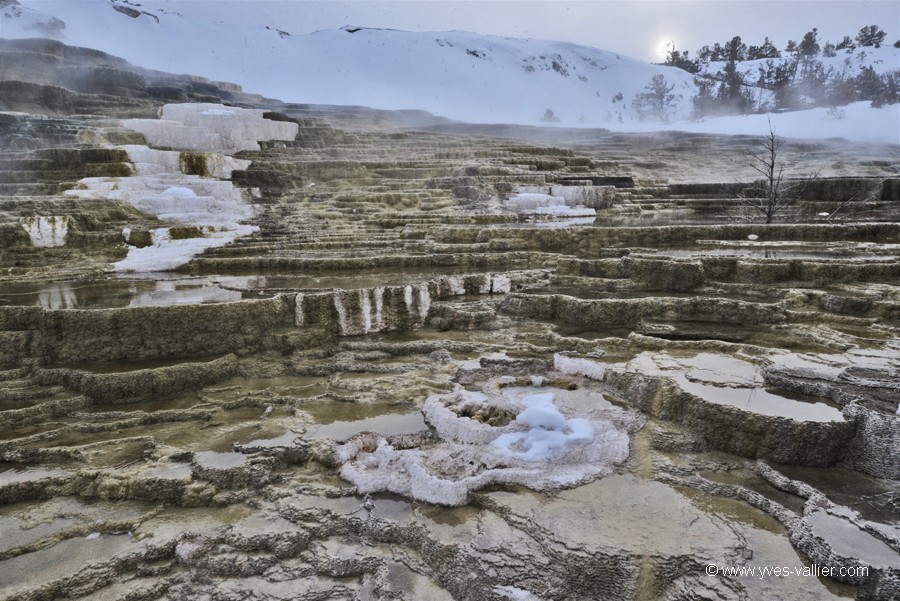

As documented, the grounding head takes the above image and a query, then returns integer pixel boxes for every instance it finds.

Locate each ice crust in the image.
[337,384,634,506]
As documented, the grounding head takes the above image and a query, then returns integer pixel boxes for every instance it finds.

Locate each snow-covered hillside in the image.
[1,0,897,142]
[0,0,697,125]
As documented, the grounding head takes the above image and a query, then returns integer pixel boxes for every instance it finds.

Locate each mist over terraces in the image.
[0,36,899,601]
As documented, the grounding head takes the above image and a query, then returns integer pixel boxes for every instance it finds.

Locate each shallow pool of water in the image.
[772,464,900,525]
[628,351,846,423]
[304,411,427,442]
[0,266,509,309]
[0,277,265,309]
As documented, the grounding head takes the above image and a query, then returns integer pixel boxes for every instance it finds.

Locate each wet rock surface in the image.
[1,40,899,600]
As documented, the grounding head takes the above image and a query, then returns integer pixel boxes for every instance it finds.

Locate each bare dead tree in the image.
[741,118,821,223]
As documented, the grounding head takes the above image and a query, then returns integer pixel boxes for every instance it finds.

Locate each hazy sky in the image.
[177,0,900,62]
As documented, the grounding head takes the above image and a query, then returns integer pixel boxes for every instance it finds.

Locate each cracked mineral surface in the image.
[1,38,899,601]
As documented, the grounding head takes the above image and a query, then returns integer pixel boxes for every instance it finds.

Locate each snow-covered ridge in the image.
[2,1,896,142]
[2,1,698,125]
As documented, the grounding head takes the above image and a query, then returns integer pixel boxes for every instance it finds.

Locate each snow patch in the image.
[359,288,373,334]
[507,191,596,218]
[124,103,298,154]
[403,285,414,316]
[333,289,350,336]
[112,225,256,273]
[445,276,466,296]
[374,287,385,330]
[554,352,607,381]
[162,186,196,198]
[337,384,635,506]
[294,293,305,327]
[491,392,594,462]
[494,585,544,601]
[62,104,283,272]
[491,274,511,294]
[21,216,69,247]
[417,282,431,322]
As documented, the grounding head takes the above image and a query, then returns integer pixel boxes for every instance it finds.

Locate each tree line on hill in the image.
[632,24,899,121]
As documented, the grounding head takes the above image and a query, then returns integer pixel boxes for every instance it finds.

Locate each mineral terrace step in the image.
[0,183,71,196]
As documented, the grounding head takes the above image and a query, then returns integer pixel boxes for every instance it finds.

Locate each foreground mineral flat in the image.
[1,39,899,601]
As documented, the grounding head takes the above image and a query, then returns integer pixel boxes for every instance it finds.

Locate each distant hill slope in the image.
[698,45,899,110]
[1,0,697,126]
[1,0,897,142]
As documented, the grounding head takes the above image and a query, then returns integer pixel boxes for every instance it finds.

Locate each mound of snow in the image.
[507,191,596,218]
[492,392,595,461]
[337,383,638,506]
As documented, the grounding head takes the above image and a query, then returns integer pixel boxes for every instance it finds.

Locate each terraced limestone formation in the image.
[1,39,899,601]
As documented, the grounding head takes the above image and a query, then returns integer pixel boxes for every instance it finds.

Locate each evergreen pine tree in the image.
[772,61,798,110]
[835,35,855,51]
[799,28,820,57]
[663,43,700,73]
[691,77,718,117]
[757,37,781,59]
[632,74,677,121]
[855,66,885,100]
[855,25,887,48]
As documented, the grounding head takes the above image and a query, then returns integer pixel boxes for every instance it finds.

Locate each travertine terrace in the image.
[1,38,899,601]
